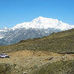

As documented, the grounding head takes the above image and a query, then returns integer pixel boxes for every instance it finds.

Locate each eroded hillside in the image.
[0,50,74,74]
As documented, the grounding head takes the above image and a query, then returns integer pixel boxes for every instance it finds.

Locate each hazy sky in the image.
[0,0,74,28]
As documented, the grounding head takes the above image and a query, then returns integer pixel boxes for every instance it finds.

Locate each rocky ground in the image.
[0,50,74,74]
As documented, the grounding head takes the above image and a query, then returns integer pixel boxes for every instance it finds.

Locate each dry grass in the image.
[0,50,74,74]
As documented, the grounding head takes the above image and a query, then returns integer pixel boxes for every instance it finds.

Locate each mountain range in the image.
[0,16,74,45]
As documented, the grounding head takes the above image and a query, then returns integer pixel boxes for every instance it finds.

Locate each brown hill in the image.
[0,29,74,53]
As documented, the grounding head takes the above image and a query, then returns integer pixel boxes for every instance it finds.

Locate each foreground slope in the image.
[0,29,74,53]
[31,60,74,74]
[0,50,74,74]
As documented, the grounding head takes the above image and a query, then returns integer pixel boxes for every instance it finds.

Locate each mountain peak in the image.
[12,16,74,30]
[37,16,44,19]
[32,16,47,22]
[33,16,53,22]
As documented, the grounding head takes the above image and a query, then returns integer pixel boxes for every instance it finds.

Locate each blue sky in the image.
[0,0,74,28]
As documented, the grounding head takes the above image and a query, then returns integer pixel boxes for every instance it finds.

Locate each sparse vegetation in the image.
[0,29,74,74]
[0,29,74,53]
[0,60,74,74]
[31,60,74,74]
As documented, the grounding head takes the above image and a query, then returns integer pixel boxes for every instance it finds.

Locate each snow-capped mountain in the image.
[12,16,74,30]
[0,16,74,45]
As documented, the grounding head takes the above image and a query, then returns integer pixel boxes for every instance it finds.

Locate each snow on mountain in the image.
[0,30,5,39]
[0,28,11,39]
[12,16,74,30]
[0,16,74,45]
[0,29,7,32]
[0,36,3,39]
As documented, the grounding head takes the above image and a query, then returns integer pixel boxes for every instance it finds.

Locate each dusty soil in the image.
[0,50,74,74]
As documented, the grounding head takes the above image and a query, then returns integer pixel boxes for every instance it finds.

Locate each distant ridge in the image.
[0,29,74,53]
